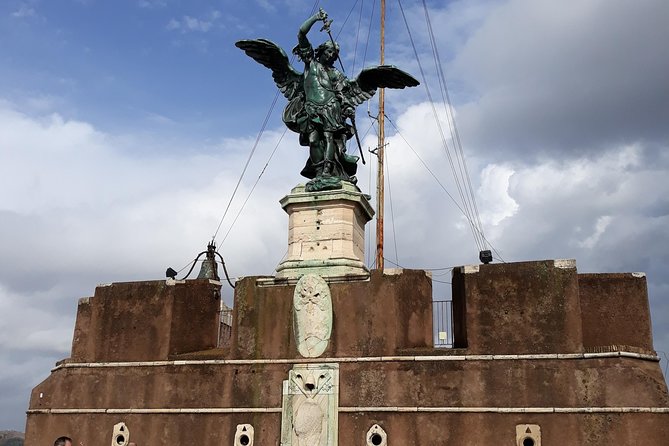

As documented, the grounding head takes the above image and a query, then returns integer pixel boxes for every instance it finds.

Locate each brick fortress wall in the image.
[24,261,669,445]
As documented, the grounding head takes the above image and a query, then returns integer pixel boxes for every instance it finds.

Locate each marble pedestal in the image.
[275,182,374,279]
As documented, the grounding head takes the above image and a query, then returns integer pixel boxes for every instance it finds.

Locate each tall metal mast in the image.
[375,0,386,270]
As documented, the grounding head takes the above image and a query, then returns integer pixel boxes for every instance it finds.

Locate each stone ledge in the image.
[51,350,661,371]
[29,406,669,415]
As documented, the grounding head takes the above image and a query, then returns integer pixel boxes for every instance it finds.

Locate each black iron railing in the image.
[433,300,453,348]
[218,307,233,347]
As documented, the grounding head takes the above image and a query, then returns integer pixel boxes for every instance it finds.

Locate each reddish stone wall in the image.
[24,411,669,445]
[28,359,668,419]
[25,355,669,445]
[231,269,434,359]
[579,273,654,351]
[25,413,281,446]
[70,280,221,362]
[338,412,669,445]
[451,260,584,354]
[70,296,92,360]
[24,261,669,445]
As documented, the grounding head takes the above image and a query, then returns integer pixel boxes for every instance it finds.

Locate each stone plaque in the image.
[281,363,339,446]
[293,274,333,357]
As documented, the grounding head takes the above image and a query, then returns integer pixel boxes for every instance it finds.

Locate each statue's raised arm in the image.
[295,9,328,60]
[236,9,419,192]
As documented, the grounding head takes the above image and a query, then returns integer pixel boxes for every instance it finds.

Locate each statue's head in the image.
[315,40,339,65]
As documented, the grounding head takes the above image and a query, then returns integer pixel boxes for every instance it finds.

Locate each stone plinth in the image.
[275,183,374,279]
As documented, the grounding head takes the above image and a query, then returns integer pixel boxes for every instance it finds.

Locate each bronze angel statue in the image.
[236,8,419,192]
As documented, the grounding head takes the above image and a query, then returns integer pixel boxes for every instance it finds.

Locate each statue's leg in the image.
[308,130,323,164]
[336,133,346,156]
[323,131,335,175]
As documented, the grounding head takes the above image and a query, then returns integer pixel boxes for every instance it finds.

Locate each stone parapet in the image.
[231,269,433,359]
[578,272,654,351]
[24,259,669,445]
[70,279,221,362]
[451,259,584,354]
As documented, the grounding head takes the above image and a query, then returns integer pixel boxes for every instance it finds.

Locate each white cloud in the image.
[578,215,612,249]
[255,0,275,13]
[0,98,306,299]
[11,4,36,18]
[139,0,167,8]
[478,164,518,226]
[255,0,312,14]
[167,11,222,33]
[0,101,305,431]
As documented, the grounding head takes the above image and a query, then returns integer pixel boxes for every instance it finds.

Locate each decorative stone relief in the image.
[293,274,332,358]
[111,422,130,446]
[281,363,339,446]
[516,424,541,446]
[366,424,387,446]
[234,424,254,446]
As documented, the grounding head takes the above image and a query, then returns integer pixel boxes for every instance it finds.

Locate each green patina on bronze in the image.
[236,8,419,192]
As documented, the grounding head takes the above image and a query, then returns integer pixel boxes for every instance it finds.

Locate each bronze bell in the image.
[197,242,220,280]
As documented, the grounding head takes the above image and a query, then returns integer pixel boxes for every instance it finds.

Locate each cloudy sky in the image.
[1,0,668,431]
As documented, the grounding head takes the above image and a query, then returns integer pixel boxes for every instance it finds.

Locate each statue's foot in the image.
[322,161,334,177]
[305,175,343,192]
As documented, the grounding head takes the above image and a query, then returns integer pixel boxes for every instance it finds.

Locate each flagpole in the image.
[375,0,386,270]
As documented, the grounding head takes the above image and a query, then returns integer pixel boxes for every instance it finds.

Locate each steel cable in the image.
[396,0,484,251]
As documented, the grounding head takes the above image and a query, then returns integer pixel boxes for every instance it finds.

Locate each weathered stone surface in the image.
[579,273,654,351]
[70,280,221,362]
[24,260,669,445]
[337,413,669,445]
[26,357,668,415]
[276,183,374,279]
[231,269,434,359]
[25,356,669,445]
[452,260,584,354]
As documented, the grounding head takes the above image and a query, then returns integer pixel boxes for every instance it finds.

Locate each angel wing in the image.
[345,65,420,107]
[235,39,303,100]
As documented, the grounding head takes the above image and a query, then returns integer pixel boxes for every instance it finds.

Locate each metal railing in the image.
[433,300,453,348]
[218,306,233,347]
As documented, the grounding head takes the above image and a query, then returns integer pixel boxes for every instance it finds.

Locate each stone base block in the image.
[276,183,374,279]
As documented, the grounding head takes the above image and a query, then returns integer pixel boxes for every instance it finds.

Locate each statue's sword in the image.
[319,10,366,165]
[350,114,366,165]
[319,11,345,73]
